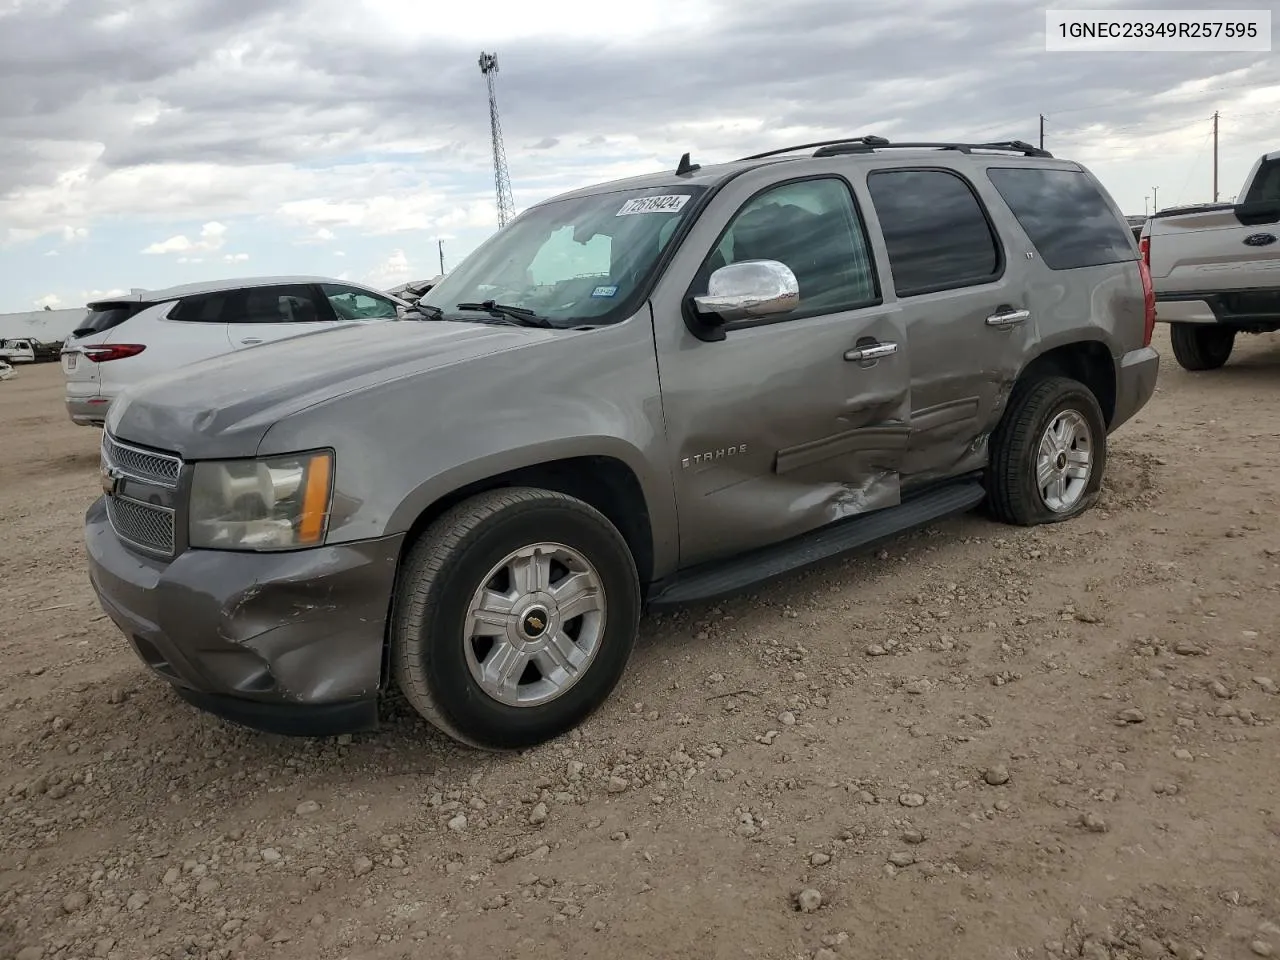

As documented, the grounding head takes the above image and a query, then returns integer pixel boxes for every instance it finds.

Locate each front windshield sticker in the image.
[591,285,619,298]
[616,194,691,216]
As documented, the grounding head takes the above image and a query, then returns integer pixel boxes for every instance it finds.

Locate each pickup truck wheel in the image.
[391,487,641,750]
[1169,323,1234,371]
[985,375,1107,526]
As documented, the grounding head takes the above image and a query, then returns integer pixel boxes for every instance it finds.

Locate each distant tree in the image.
[43,304,51,310]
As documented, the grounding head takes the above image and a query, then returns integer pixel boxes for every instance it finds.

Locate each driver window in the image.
[319,283,400,320]
[528,226,611,286]
[692,177,879,320]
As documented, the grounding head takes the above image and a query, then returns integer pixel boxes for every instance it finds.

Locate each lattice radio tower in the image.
[478,51,515,228]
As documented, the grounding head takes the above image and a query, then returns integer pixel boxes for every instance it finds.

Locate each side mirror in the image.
[691,260,799,324]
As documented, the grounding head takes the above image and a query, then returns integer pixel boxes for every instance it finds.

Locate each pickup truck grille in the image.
[101,433,182,557]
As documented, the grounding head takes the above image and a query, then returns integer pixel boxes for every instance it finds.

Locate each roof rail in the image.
[737,136,1053,162]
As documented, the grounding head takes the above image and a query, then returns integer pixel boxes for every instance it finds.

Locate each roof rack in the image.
[737,136,1052,162]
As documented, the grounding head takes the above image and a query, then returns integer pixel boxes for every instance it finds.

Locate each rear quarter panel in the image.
[984,160,1145,359]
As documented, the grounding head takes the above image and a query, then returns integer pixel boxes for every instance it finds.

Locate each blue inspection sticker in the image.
[591,285,619,298]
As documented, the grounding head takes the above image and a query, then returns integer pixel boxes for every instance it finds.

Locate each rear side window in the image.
[866,169,1002,297]
[1243,158,1280,204]
[170,293,231,322]
[987,167,1136,270]
[73,302,147,337]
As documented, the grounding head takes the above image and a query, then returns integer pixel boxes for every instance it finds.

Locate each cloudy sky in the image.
[1,0,1277,313]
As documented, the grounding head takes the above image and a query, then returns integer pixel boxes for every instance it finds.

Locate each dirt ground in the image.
[2,329,1279,960]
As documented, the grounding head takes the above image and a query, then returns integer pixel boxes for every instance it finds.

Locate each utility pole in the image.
[1152,186,1159,212]
[1039,114,1045,151]
[1212,111,1219,202]
[437,239,445,275]
[1144,196,1149,216]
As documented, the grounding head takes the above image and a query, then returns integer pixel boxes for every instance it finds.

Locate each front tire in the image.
[1169,323,1235,371]
[391,487,641,750]
[985,375,1108,526]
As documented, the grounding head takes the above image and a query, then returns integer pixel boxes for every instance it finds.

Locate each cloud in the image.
[142,220,227,255]
[81,288,129,300]
[223,252,249,263]
[0,0,1277,254]
[364,248,413,287]
[34,293,62,309]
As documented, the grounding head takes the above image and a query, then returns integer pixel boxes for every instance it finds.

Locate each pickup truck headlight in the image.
[189,451,334,551]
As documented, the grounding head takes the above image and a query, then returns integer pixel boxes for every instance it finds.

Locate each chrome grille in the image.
[101,432,182,557]
[102,434,181,488]
[106,496,176,556]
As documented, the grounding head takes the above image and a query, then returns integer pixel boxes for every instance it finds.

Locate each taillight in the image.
[1139,259,1156,348]
[82,344,146,362]
[1138,235,1150,267]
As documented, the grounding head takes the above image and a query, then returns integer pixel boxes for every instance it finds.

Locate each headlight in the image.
[189,451,334,551]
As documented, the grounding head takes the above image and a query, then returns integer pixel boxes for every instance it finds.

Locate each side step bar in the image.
[645,480,986,611]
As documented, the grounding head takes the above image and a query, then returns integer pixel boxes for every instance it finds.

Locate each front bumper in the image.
[1110,345,1160,433]
[85,497,405,737]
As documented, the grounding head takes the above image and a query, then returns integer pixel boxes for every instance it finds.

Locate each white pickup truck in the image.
[1141,149,1280,370]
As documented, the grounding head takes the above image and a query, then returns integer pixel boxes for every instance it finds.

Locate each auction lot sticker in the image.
[616,195,691,216]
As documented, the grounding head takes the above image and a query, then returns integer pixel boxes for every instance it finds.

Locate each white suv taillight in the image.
[82,344,146,362]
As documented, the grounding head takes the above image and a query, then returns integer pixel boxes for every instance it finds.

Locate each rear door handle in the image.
[844,341,898,361]
[986,308,1031,326]
[240,337,264,345]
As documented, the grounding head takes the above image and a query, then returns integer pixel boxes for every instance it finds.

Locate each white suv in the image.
[61,276,412,426]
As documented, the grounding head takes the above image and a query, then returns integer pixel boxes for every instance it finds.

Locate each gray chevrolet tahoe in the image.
[86,135,1159,750]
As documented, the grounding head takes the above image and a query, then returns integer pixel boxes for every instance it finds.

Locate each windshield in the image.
[420,185,707,327]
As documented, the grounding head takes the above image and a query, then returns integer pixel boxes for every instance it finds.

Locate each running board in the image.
[646,480,986,611]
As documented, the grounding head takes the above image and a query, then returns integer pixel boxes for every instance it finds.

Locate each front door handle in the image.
[844,341,898,362]
[986,308,1031,326]
[240,337,264,345]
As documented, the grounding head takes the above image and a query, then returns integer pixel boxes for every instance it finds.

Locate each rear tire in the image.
[391,487,641,751]
[985,375,1107,527]
[1169,323,1235,371]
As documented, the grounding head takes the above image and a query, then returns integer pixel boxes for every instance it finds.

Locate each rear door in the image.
[861,164,1035,482]
[225,283,342,349]
[649,167,912,569]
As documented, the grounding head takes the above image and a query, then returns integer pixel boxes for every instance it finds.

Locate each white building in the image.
[0,307,87,343]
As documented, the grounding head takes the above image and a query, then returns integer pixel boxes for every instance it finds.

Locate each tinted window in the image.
[691,177,879,318]
[987,167,1136,270]
[866,169,1001,297]
[72,302,147,337]
[170,293,232,323]
[239,285,328,323]
[319,283,400,320]
[1243,158,1280,204]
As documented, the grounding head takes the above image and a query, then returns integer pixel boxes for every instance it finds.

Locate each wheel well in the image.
[395,456,655,588]
[1018,341,1116,426]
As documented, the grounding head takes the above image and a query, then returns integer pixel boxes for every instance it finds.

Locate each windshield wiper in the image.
[412,303,444,320]
[454,300,554,328]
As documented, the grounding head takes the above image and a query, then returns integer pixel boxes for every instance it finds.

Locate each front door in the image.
[649,169,912,569]
[226,283,340,350]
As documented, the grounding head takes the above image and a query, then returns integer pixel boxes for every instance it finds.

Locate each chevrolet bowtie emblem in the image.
[101,465,121,496]
[528,616,544,630]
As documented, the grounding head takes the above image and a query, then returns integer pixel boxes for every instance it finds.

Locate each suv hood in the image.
[106,320,560,459]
